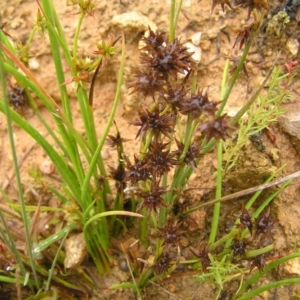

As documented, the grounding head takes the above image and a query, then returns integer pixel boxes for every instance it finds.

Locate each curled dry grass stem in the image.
[185,170,299,213]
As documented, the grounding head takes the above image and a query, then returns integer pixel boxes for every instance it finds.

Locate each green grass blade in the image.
[0,43,40,289]
[81,33,126,207]
[234,251,300,298]
[208,141,223,244]
[45,230,69,290]
[0,102,82,202]
[32,223,76,255]
[1,50,92,162]
[236,278,300,300]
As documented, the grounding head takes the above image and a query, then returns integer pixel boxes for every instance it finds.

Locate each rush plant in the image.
[0,0,299,299]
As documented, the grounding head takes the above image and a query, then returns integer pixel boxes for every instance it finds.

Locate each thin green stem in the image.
[179,116,198,163]
[138,269,153,288]
[0,43,40,289]
[0,28,15,53]
[47,1,71,60]
[77,87,98,151]
[0,102,82,201]
[26,92,67,155]
[209,228,239,252]
[234,251,300,298]
[208,141,223,245]
[217,41,252,117]
[40,0,72,66]
[174,0,183,36]
[26,27,37,47]
[1,46,91,161]
[141,131,154,157]
[41,1,87,189]
[236,278,300,300]
[45,231,69,290]
[169,0,176,42]
[42,0,73,122]
[245,244,274,258]
[169,0,183,42]
[73,14,84,63]
[231,51,281,126]
[221,59,230,99]
[81,31,125,221]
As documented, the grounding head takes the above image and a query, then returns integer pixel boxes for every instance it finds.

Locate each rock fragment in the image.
[278,111,300,154]
[64,233,87,269]
[110,11,156,42]
[286,38,299,56]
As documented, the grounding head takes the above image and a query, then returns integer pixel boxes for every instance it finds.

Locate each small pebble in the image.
[184,42,201,62]
[286,38,299,56]
[40,159,55,175]
[28,59,40,70]
[118,258,129,272]
[10,19,21,29]
[190,31,202,46]
[64,233,87,269]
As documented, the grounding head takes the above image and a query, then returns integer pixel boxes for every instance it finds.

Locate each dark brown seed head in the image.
[153,252,172,274]
[144,140,179,178]
[233,0,269,18]
[211,0,232,13]
[128,68,166,100]
[190,245,211,271]
[141,26,168,52]
[231,238,248,257]
[130,106,176,139]
[8,86,27,111]
[136,180,168,213]
[141,38,195,79]
[175,139,201,170]
[108,165,127,191]
[249,254,266,272]
[255,207,274,237]
[160,83,189,113]
[157,221,183,248]
[179,90,219,120]
[232,18,254,50]
[239,208,253,235]
[107,132,130,148]
[198,114,236,141]
[125,155,152,184]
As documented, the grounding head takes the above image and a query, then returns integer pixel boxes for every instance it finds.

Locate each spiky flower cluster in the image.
[8,85,27,111]
[188,206,276,273]
[104,16,279,286]
[109,29,235,275]
[232,207,275,271]
[121,27,235,216]
[129,27,195,101]
[128,27,235,141]
[157,221,183,249]
[130,106,176,139]
[106,28,237,280]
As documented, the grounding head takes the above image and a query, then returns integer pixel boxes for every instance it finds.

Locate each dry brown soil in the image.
[1,0,300,299]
